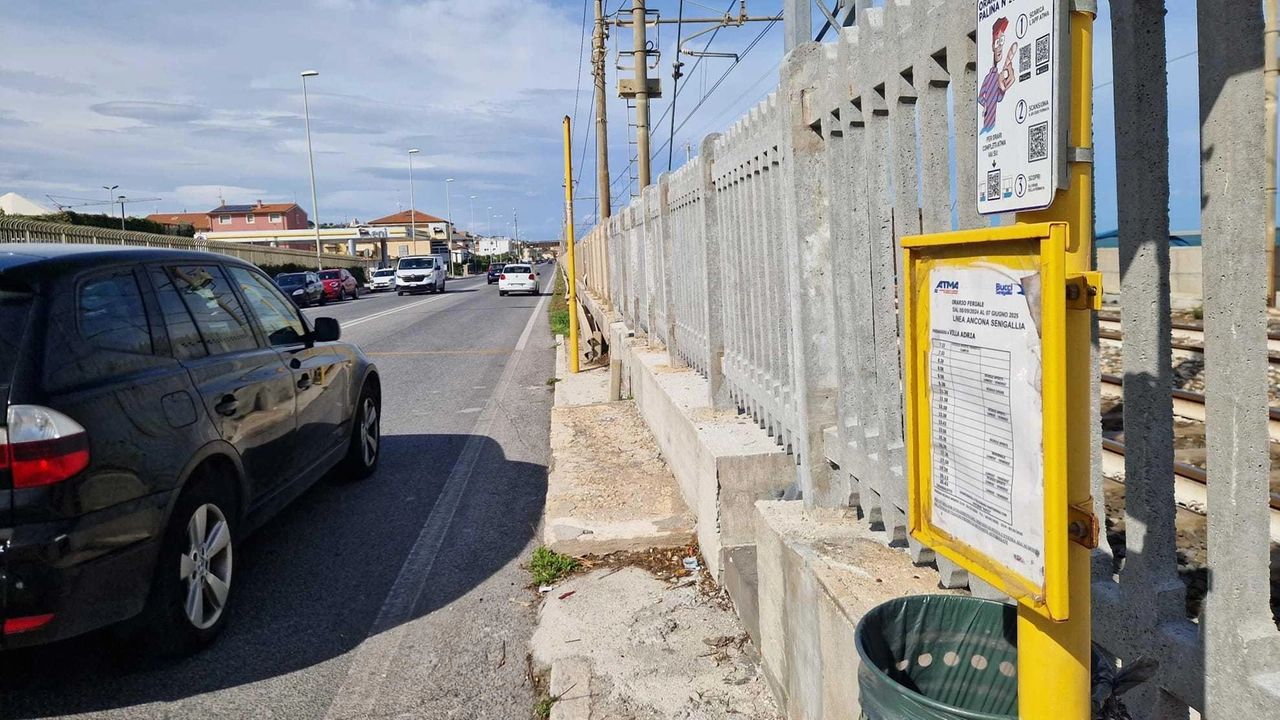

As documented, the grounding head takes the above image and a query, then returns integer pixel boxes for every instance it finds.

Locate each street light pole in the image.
[408,149,419,258]
[102,185,118,221]
[117,195,127,230]
[445,178,455,274]
[487,206,493,236]
[469,195,476,233]
[300,70,323,270]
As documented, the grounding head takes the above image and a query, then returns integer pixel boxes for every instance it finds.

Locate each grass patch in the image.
[533,693,558,720]
[530,546,580,587]
[548,266,570,337]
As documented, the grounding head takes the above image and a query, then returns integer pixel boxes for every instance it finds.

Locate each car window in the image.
[78,272,153,354]
[157,265,258,356]
[148,268,207,359]
[398,257,434,270]
[505,265,531,273]
[276,273,306,285]
[228,266,307,346]
[0,287,32,392]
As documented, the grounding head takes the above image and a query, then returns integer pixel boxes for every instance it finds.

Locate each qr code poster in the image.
[976,0,1063,214]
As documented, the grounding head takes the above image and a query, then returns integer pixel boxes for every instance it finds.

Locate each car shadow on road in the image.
[0,433,547,718]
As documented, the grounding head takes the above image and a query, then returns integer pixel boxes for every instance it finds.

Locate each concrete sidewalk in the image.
[544,337,695,555]
[535,337,779,719]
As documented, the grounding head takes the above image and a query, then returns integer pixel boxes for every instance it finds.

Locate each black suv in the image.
[0,245,381,654]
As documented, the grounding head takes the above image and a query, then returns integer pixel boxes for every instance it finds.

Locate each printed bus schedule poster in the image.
[927,265,1045,586]
[976,0,1062,214]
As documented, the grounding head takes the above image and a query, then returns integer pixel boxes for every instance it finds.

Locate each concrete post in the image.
[1199,2,1280,716]
[699,134,731,409]
[783,0,811,54]
[658,172,684,367]
[779,43,838,507]
[1109,0,1186,630]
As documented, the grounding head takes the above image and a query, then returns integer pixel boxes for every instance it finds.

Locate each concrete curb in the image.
[548,657,591,720]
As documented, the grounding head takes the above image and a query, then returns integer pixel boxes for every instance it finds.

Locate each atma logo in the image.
[934,280,960,295]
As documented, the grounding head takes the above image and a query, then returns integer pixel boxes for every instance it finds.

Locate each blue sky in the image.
[0,1,1216,238]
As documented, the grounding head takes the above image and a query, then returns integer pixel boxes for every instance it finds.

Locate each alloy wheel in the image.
[360,396,379,467]
[179,503,232,630]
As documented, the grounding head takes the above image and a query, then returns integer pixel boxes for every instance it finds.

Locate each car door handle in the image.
[214,395,240,417]
[297,374,312,391]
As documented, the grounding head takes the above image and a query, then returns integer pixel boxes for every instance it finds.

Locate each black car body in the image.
[0,244,381,652]
[275,271,325,307]
[486,263,505,284]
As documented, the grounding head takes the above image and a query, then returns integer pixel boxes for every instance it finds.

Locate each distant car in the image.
[396,255,446,295]
[0,244,381,654]
[498,264,538,296]
[318,268,359,301]
[368,268,395,293]
[487,263,506,285]
[275,271,325,307]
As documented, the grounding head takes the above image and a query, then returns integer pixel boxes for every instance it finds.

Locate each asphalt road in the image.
[0,266,558,719]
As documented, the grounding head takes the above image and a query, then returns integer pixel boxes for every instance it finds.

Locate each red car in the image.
[318,268,359,301]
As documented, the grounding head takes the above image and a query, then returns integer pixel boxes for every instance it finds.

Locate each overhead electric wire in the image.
[571,0,591,140]
[651,15,778,163]
[667,0,686,172]
[648,0,738,155]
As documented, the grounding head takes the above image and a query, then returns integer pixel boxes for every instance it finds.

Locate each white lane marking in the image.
[458,407,483,414]
[322,291,550,720]
[341,295,446,329]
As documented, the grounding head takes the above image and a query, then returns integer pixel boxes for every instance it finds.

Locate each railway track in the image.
[1096,313,1280,359]
[1097,373,1280,543]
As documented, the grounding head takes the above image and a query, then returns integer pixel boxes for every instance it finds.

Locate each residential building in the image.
[208,201,308,232]
[369,210,453,258]
[147,212,212,233]
[0,192,53,216]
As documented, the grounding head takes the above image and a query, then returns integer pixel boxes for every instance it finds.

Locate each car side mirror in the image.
[312,317,341,342]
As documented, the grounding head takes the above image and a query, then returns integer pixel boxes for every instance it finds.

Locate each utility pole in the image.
[1267,0,1277,305]
[633,0,652,190]
[594,0,612,220]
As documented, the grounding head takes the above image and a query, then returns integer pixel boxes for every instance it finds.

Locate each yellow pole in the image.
[1015,7,1094,719]
[563,116,581,374]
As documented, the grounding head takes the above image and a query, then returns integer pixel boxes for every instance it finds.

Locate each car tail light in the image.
[3,614,54,635]
[528,274,536,281]
[1,405,90,489]
[499,274,506,280]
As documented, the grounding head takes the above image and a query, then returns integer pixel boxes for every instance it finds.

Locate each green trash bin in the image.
[855,594,1019,720]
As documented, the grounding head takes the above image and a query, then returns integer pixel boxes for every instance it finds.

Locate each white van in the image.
[395,255,446,295]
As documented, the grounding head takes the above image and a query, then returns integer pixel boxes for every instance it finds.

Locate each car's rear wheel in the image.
[147,470,237,656]
[353,287,359,299]
[319,292,327,306]
[345,381,381,479]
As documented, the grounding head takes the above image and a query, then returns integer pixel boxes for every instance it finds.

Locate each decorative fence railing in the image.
[576,0,1279,716]
[0,218,361,269]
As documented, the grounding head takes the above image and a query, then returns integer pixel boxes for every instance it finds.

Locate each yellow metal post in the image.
[562,116,581,374]
[1015,6,1095,719]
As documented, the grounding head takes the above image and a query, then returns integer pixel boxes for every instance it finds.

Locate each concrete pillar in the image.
[1110,0,1187,633]
[1198,1,1280,716]
[779,43,839,507]
[658,173,684,367]
[783,0,811,54]
[699,134,732,409]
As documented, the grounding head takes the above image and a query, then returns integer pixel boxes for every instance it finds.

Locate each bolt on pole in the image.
[563,116,581,374]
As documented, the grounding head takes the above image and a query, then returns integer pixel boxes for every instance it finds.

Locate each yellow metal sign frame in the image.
[902,221,1069,622]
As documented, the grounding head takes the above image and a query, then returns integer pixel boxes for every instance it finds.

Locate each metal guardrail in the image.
[0,218,361,268]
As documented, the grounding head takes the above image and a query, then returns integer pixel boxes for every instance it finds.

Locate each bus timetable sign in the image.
[976,0,1067,215]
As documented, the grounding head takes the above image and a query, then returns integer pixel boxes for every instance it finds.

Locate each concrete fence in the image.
[0,218,361,269]
[576,0,1278,716]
